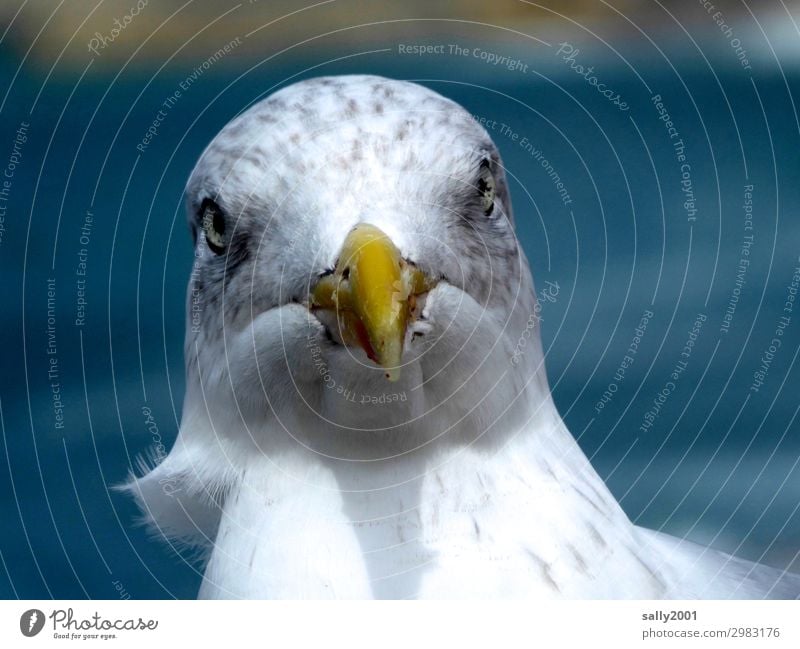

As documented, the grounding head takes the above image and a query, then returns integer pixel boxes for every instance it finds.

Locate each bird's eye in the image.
[201,199,227,254]
[477,161,496,216]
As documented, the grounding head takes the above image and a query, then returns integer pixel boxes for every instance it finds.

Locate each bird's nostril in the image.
[341,266,351,280]
[322,325,339,345]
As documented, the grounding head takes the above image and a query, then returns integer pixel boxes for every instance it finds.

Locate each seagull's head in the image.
[183,76,551,450]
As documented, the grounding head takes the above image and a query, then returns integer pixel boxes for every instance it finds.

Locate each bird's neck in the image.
[185,343,614,502]
[199,400,631,598]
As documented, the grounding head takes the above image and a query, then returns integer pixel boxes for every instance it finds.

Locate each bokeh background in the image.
[1,0,799,598]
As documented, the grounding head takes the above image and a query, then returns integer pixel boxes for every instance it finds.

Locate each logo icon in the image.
[20,609,45,637]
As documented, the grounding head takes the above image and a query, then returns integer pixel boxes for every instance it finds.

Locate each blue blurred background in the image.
[0,0,799,598]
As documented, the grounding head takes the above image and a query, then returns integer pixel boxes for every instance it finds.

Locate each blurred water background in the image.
[0,0,799,598]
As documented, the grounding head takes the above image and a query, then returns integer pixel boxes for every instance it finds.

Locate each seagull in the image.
[125,75,799,599]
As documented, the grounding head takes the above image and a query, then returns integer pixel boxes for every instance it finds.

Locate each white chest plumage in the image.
[197,422,667,600]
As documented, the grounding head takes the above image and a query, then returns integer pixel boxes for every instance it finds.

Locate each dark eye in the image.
[477,160,496,216]
[201,199,227,254]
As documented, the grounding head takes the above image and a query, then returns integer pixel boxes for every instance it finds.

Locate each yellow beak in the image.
[310,224,431,381]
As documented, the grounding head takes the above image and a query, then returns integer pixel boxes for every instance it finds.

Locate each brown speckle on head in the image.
[256,112,276,125]
[395,123,409,141]
[350,139,363,162]
[344,98,359,118]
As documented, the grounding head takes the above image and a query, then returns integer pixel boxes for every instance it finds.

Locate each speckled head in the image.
[182,75,545,440]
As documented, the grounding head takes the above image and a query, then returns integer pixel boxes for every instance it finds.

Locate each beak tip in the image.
[312,223,428,383]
